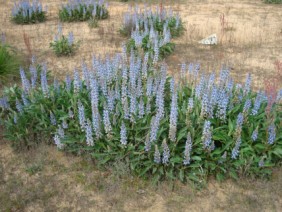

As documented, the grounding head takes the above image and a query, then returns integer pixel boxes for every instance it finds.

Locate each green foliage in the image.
[59,3,108,22]
[126,35,175,60]
[0,61,281,184]
[50,34,80,57]
[25,164,43,175]
[88,17,99,28]
[0,65,53,150]
[120,10,184,38]
[0,43,22,84]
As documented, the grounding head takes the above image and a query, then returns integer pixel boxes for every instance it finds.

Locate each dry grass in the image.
[0,0,281,87]
[0,139,281,211]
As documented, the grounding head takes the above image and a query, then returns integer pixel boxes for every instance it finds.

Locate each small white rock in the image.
[199,34,217,45]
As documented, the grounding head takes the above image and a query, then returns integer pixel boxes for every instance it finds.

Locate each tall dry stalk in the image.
[23,32,32,60]
[264,60,282,116]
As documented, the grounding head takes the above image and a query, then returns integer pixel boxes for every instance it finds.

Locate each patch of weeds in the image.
[224,26,236,32]
[110,159,132,180]
[25,163,43,175]
[226,192,263,211]
[165,195,188,210]
[72,158,95,172]
[85,173,106,192]
[74,173,87,184]
[0,162,4,184]
[264,0,282,3]
[0,174,59,211]
[47,159,68,173]
[88,17,99,28]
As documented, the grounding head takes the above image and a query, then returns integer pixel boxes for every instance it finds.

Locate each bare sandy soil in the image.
[1,0,281,86]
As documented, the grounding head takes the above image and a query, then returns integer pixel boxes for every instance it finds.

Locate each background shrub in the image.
[11,0,47,24]
[59,0,109,22]
[120,6,184,37]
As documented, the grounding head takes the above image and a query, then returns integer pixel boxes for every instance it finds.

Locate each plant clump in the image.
[120,6,184,37]
[50,24,80,57]
[126,22,175,62]
[59,0,109,22]
[11,0,47,24]
[0,52,281,184]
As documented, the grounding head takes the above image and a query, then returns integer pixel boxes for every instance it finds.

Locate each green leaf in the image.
[272,148,282,157]
[179,169,184,182]
[229,170,238,180]
[191,156,202,161]
[170,156,182,164]
[216,173,225,182]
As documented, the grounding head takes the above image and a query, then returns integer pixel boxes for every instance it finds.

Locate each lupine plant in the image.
[50,24,80,56]
[120,6,184,37]
[0,52,281,184]
[12,0,47,24]
[59,0,109,22]
[126,23,175,61]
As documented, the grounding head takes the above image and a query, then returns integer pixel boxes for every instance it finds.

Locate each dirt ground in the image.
[1,0,281,87]
[1,140,281,212]
[0,0,282,211]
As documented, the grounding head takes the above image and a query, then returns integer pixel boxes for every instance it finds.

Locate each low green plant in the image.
[59,0,109,22]
[50,31,80,57]
[12,1,47,24]
[0,41,22,84]
[264,0,282,3]
[126,35,175,60]
[0,54,281,184]
[25,164,43,175]
[88,17,99,28]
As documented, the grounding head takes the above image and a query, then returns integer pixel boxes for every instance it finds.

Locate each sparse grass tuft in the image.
[25,163,43,175]
[88,17,99,28]
[264,0,282,3]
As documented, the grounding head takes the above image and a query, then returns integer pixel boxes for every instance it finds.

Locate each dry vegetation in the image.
[1,137,281,211]
[0,0,281,84]
[0,0,282,211]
